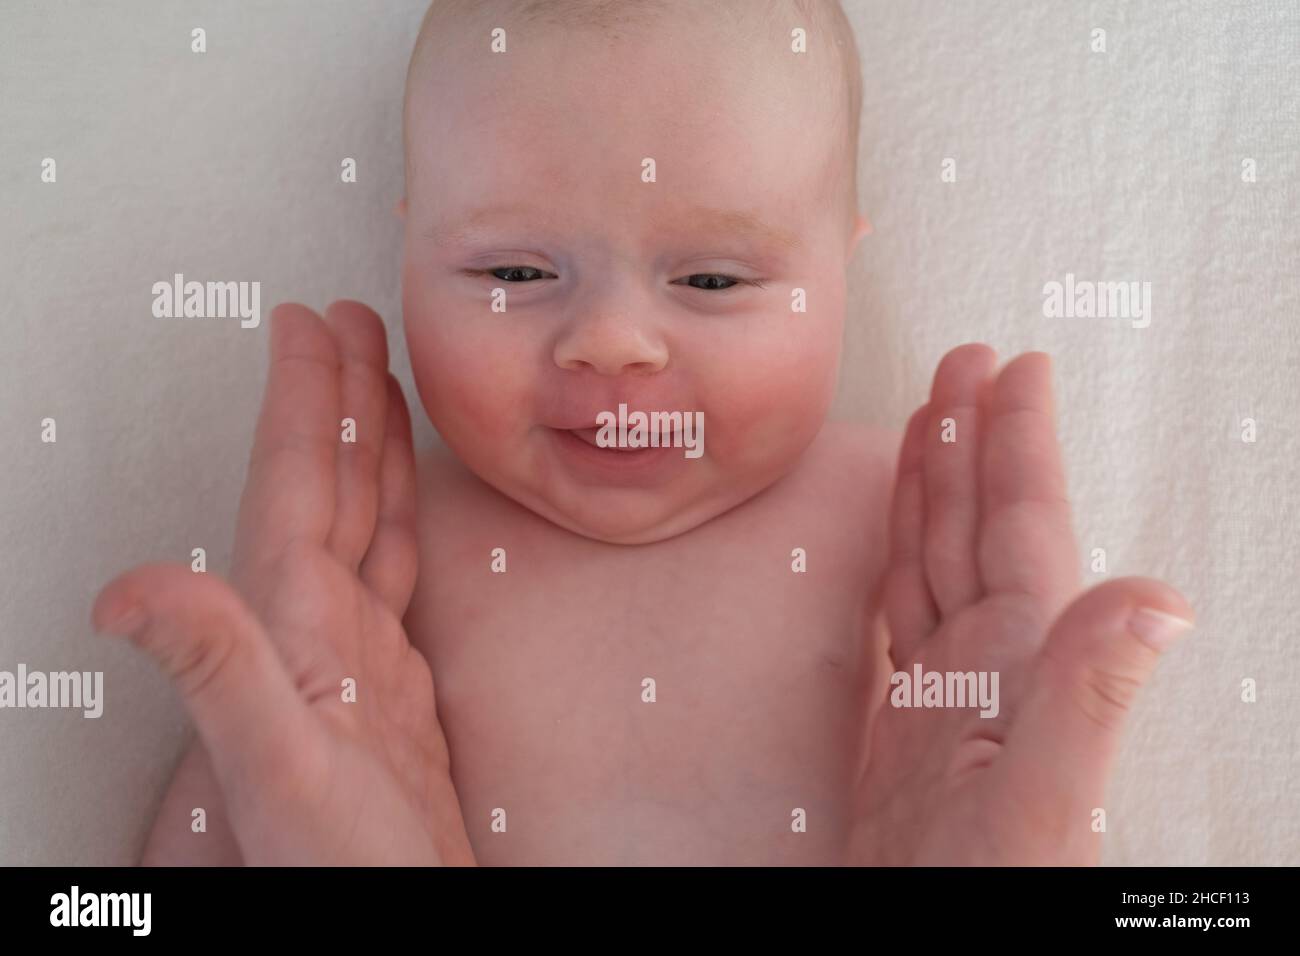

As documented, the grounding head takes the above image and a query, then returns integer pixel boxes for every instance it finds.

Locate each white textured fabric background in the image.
[1,0,1296,865]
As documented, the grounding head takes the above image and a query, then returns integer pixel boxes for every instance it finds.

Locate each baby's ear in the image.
[395,197,408,220]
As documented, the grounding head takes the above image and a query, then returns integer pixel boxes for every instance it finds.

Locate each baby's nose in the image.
[552,313,669,376]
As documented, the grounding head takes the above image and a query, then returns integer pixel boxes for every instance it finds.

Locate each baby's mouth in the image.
[565,426,681,449]
[542,421,697,483]
[568,426,606,448]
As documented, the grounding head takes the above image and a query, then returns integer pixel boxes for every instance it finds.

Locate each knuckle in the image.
[1064,657,1143,732]
[148,615,239,702]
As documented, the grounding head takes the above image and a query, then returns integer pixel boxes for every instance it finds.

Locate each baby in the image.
[93,0,1195,866]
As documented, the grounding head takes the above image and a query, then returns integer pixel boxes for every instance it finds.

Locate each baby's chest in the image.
[414,526,877,864]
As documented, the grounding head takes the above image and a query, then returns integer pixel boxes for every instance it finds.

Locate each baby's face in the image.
[402,14,868,544]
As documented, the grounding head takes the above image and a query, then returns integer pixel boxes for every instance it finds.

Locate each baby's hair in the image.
[404,0,862,228]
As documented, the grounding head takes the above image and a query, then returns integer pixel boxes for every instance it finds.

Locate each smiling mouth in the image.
[544,424,691,484]
[564,426,682,449]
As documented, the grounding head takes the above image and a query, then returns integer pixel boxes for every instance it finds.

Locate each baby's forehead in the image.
[403,0,856,168]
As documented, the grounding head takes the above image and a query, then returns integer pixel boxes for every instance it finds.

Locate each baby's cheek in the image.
[702,322,840,466]
[406,307,533,445]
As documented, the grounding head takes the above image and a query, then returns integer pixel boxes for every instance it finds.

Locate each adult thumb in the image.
[1002,577,1194,818]
[92,562,319,792]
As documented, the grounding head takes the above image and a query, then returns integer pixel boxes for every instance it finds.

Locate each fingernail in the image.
[1129,607,1194,651]
[101,604,148,636]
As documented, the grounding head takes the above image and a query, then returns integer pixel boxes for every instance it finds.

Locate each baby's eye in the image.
[462,266,763,290]
[481,265,554,282]
[672,274,764,291]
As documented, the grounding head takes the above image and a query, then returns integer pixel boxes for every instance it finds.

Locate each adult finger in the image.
[359,375,419,617]
[923,344,998,618]
[321,300,391,569]
[977,352,1079,623]
[232,304,340,589]
[882,401,939,661]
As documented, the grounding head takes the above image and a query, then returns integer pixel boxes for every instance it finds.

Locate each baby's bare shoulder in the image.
[810,420,898,543]
[803,420,901,502]
[414,441,469,513]
[406,442,498,636]
[753,420,901,619]
[413,441,514,531]
[415,439,475,495]
[823,418,902,461]
[753,420,900,575]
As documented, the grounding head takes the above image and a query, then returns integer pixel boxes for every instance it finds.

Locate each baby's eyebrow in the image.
[422,203,543,246]
[672,205,804,252]
[423,203,803,252]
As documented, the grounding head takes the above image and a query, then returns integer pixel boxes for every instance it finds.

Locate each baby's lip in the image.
[547,418,607,431]
[544,400,686,434]
[567,426,604,446]
[552,425,683,448]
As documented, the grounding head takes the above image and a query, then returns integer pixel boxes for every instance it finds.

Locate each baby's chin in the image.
[512,478,760,546]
